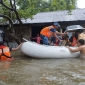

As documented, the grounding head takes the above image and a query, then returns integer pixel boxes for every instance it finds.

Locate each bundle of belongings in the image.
[78,33,85,41]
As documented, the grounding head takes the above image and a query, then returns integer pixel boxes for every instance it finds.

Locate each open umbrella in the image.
[65,25,85,32]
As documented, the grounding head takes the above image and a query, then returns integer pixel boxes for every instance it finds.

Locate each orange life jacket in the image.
[0,45,12,61]
[71,37,77,46]
[40,26,55,38]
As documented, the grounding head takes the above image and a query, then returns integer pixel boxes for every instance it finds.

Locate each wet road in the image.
[0,51,85,85]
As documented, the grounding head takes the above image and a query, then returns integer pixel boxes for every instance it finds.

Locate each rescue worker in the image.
[40,22,67,45]
[0,42,22,61]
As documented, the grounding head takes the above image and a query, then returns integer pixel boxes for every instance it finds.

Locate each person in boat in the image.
[51,34,62,46]
[32,34,41,44]
[0,42,22,61]
[61,35,71,46]
[51,37,59,46]
[40,22,67,45]
[66,39,85,59]
[69,32,77,46]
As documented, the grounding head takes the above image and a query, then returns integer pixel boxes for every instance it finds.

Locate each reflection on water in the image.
[0,51,85,85]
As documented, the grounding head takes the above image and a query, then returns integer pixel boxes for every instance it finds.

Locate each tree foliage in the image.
[17,0,77,18]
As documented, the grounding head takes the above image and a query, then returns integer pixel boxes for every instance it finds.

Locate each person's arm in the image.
[56,31,67,35]
[50,28,61,41]
[66,46,81,52]
[53,32,61,41]
[11,43,23,51]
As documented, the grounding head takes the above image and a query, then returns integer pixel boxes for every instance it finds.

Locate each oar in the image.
[23,38,28,42]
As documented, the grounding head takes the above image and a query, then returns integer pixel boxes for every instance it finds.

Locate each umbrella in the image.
[65,25,85,32]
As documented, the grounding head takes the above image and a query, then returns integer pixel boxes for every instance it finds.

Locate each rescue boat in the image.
[20,39,80,58]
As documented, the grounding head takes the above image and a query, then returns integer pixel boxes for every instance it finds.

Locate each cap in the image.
[53,22,60,27]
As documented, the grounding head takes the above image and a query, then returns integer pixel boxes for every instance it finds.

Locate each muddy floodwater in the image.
[0,51,85,85]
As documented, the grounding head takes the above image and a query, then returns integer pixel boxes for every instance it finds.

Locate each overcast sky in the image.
[77,0,85,8]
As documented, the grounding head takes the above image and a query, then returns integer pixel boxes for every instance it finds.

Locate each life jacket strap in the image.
[0,48,12,58]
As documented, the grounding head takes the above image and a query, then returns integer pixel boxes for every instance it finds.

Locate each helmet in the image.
[53,22,60,27]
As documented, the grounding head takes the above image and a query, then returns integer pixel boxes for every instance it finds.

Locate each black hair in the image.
[78,39,85,45]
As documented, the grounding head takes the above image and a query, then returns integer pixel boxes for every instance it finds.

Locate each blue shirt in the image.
[50,28,56,33]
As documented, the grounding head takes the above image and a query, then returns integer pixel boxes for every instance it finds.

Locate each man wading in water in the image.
[66,39,85,59]
[0,42,22,61]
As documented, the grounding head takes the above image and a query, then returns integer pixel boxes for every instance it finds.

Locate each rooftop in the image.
[21,8,85,24]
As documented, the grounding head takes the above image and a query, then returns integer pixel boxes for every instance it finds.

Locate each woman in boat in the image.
[69,32,77,46]
[0,42,22,61]
[40,22,66,45]
[66,39,85,59]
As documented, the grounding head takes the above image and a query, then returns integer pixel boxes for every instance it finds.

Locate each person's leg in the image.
[40,35,49,45]
[43,36,49,45]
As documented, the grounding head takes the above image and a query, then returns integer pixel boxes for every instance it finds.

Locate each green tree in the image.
[0,0,21,44]
[17,0,77,14]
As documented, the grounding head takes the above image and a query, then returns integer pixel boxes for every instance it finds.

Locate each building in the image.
[20,8,85,39]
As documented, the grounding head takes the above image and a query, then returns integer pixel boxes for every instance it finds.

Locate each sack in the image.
[78,33,85,40]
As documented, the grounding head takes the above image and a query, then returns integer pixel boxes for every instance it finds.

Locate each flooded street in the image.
[0,51,85,85]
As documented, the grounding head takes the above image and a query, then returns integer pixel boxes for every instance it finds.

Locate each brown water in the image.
[0,51,85,85]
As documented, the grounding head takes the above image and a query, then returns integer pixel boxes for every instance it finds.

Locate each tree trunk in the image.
[1,0,23,42]
[0,14,21,44]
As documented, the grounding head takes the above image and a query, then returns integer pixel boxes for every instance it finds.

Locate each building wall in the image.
[14,24,31,41]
